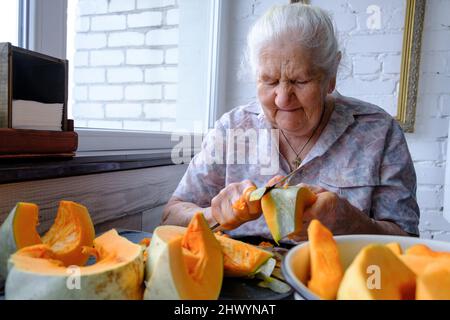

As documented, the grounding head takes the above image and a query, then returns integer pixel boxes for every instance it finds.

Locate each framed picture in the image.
[290,0,426,132]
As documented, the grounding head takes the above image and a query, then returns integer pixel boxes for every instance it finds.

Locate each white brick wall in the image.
[107,67,143,83]
[222,0,450,239]
[70,0,179,131]
[128,12,162,28]
[108,32,145,47]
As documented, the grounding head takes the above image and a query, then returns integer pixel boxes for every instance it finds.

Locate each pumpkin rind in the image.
[261,186,316,243]
[0,203,41,282]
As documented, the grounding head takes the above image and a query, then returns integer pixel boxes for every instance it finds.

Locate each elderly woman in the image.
[162,3,420,241]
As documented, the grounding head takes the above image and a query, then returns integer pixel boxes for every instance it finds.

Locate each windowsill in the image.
[0,149,191,184]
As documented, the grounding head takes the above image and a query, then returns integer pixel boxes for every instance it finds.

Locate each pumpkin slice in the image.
[41,201,95,266]
[232,186,262,218]
[0,201,95,282]
[5,229,144,300]
[261,186,316,243]
[416,263,450,300]
[385,242,402,255]
[337,244,416,300]
[144,212,223,300]
[0,203,41,281]
[307,219,343,300]
[215,234,273,277]
[405,244,450,259]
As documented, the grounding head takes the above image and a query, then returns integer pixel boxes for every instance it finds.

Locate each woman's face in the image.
[257,42,334,136]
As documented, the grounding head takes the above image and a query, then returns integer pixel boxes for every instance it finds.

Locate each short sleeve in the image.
[371,119,420,235]
[172,122,227,208]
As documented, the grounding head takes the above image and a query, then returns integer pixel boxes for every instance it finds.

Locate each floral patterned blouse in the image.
[172,91,420,239]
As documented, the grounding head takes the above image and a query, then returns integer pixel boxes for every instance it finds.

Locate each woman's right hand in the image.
[211,179,261,230]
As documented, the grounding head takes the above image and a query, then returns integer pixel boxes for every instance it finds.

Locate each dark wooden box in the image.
[0,43,77,158]
[0,42,69,130]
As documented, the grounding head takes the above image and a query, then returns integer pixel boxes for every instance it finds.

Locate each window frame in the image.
[24,0,224,153]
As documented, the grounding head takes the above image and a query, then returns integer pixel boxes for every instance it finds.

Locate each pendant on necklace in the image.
[293,157,302,168]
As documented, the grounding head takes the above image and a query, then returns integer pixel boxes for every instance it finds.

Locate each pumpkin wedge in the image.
[144,212,223,300]
[416,263,450,300]
[0,201,95,282]
[5,229,144,300]
[337,244,416,300]
[0,203,41,281]
[215,234,273,277]
[260,186,316,243]
[406,244,450,259]
[385,242,402,255]
[307,219,343,300]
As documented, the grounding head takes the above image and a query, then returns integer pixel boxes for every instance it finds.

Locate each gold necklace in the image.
[281,105,326,169]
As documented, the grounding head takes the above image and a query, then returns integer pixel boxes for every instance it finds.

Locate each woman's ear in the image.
[327,51,342,94]
[327,76,337,94]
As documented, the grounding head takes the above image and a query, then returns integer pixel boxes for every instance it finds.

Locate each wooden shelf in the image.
[0,128,77,158]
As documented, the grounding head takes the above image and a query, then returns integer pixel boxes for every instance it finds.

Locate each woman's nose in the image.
[274,83,293,108]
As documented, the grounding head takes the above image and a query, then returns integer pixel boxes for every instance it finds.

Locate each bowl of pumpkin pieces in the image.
[282,219,450,300]
[0,200,292,300]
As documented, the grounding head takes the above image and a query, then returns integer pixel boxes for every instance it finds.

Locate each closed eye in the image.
[265,79,279,85]
[293,79,310,85]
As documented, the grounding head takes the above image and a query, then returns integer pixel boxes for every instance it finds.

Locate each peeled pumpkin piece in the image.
[307,219,343,300]
[385,242,402,255]
[261,186,316,243]
[5,229,145,300]
[337,245,416,300]
[406,244,450,259]
[416,263,450,300]
[41,201,96,267]
[144,212,223,300]
[399,254,450,276]
[215,234,273,277]
[0,201,95,283]
[232,186,262,218]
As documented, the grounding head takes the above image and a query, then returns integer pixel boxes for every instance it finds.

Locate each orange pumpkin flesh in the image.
[215,234,273,277]
[12,203,42,249]
[1,201,95,282]
[6,229,145,300]
[307,219,343,300]
[41,201,95,266]
[144,213,223,300]
[416,263,450,300]
[385,242,402,255]
[406,244,450,259]
[232,186,262,220]
[337,244,416,300]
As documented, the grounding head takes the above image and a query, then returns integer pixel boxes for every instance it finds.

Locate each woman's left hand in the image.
[296,183,361,235]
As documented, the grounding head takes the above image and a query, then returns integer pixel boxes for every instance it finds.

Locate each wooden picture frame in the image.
[290,0,426,132]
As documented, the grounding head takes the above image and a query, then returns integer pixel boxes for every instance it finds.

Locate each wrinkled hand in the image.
[295,183,350,236]
[211,179,261,230]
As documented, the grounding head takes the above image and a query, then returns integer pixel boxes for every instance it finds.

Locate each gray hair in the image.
[247,3,340,78]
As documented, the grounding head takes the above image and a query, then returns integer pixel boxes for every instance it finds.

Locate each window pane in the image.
[0,1,20,45]
[67,0,213,133]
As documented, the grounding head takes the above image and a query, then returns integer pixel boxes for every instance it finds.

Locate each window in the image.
[66,0,220,136]
[0,1,20,45]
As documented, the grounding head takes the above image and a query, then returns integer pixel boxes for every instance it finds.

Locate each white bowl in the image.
[281,234,450,300]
